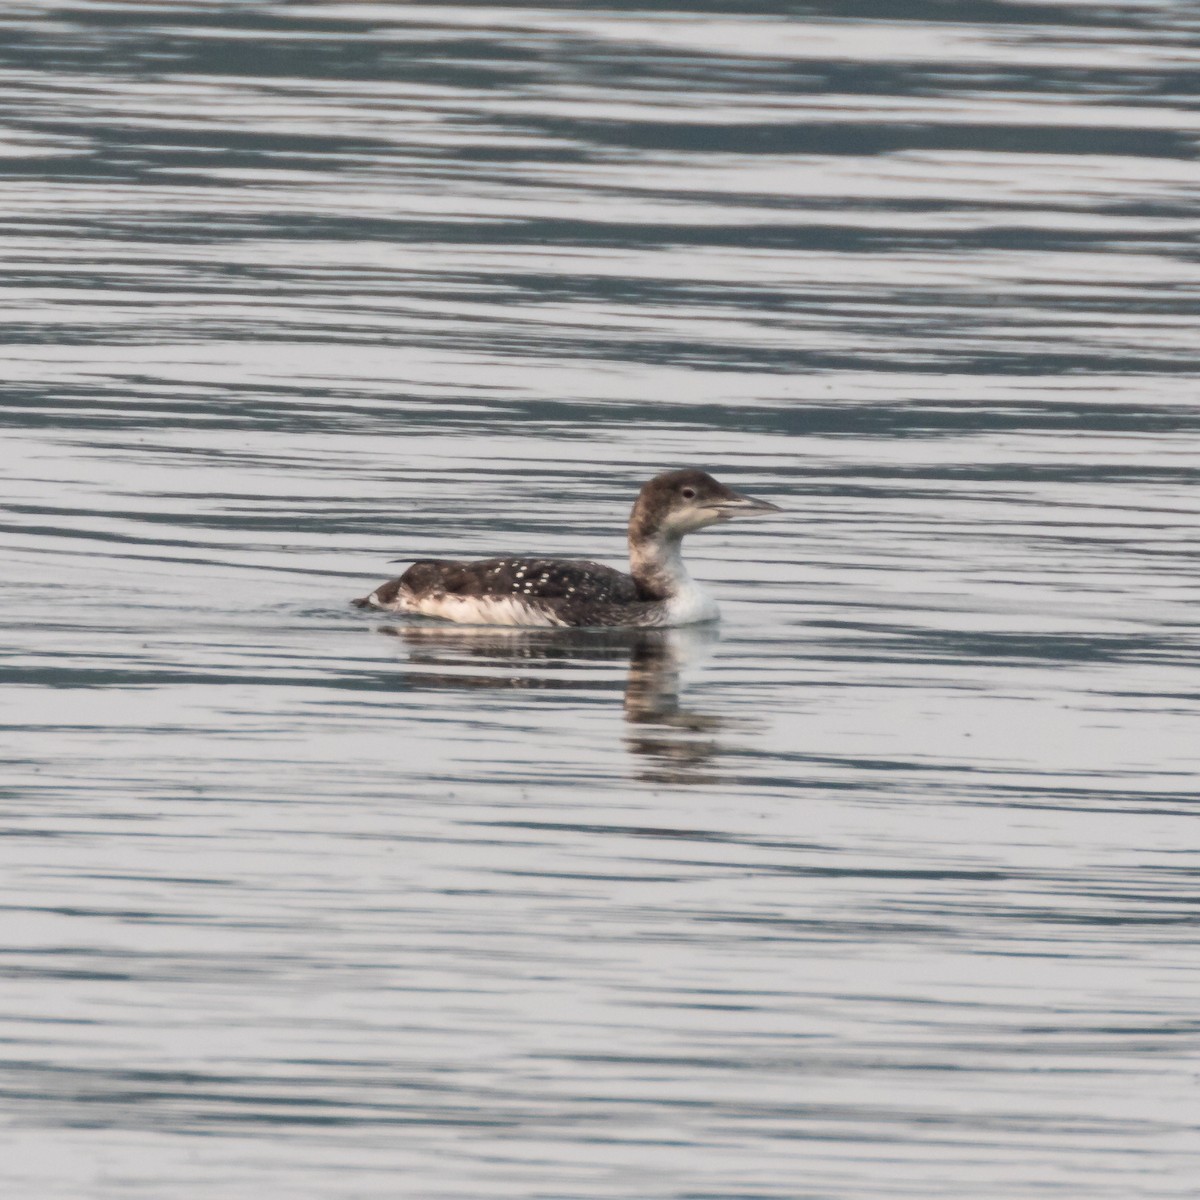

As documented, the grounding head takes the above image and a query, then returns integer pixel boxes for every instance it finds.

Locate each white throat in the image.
[630,535,719,625]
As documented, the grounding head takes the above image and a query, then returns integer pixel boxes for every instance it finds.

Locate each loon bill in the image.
[352,468,781,628]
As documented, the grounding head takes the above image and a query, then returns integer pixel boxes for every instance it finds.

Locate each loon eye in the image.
[680,487,697,500]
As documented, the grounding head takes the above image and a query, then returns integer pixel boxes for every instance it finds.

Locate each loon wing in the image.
[402,557,639,603]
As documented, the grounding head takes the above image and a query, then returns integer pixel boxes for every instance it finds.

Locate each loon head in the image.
[629,469,781,544]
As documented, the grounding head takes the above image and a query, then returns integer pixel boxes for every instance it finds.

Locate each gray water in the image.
[3,2,1199,1197]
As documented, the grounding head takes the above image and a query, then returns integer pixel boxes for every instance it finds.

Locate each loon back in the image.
[353,557,658,627]
[407,557,638,603]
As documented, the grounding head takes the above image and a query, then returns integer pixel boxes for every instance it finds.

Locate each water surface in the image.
[2,2,1199,1197]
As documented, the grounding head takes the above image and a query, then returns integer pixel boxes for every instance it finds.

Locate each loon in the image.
[352,469,781,628]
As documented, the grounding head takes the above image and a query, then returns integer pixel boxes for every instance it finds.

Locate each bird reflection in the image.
[377,622,727,784]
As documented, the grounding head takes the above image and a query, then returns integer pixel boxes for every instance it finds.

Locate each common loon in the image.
[352,468,780,628]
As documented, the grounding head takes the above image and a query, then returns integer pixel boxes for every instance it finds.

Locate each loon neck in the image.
[629,532,691,601]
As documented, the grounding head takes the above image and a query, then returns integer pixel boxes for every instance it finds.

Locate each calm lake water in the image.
[3,2,1199,1197]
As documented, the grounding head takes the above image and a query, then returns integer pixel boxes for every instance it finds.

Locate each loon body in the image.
[352,469,780,628]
